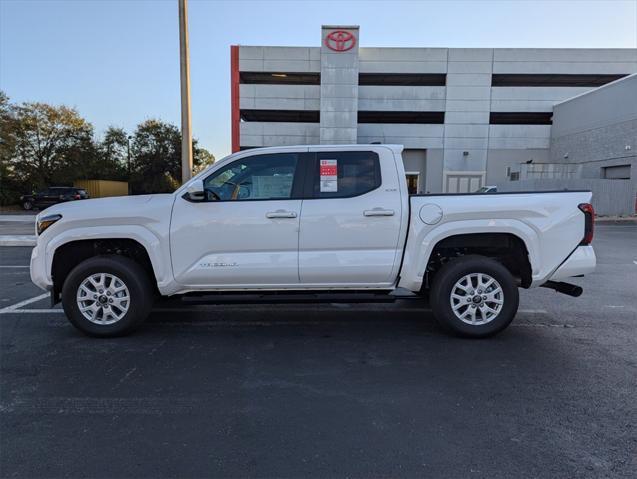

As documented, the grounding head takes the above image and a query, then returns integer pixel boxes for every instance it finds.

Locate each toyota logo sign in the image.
[325,30,356,52]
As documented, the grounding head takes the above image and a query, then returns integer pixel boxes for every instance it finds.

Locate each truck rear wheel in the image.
[61,255,154,337]
[430,255,519,338]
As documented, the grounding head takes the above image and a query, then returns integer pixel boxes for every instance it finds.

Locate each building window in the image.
[239,72,320,85]
[489,112,553,125]
[358,111,445,124]
[240,110,320,122]
[602,165,631,180]
[359,73,446,86]
[491,74,627,87]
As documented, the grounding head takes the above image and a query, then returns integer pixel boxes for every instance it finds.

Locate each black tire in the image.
[430,255,519,338]
[61,255,154,337]
[22,200,33,210]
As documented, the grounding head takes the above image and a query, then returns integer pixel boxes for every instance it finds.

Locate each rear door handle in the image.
[266,210,297,219]
[364,208,395,217]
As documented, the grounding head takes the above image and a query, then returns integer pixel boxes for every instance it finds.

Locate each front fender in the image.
[43,225,172,293]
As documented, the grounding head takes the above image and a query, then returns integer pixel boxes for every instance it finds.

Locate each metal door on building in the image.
[444,173,484,193]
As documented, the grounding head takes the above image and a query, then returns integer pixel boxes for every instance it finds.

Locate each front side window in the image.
[313,151,381,198]
[203,153,298,201]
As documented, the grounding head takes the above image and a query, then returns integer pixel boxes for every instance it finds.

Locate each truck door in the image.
[298,149,403,286]
[170,152,307,287]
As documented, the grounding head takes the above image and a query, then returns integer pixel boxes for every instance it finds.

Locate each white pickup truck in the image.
[30,144,596,338]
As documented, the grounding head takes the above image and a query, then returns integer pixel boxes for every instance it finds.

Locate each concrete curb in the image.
[0,215,36,222]
[0,235,37,247]
[596,216,637,224]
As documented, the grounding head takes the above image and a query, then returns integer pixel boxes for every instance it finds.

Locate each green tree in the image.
[0,91,22,204]
[129,119,181,193]
[0,91,14,158]
[94,126,129,180]
[130,119,214,194]
[193,141,215,174]
[0,94,216,202]
[5,101,94,189]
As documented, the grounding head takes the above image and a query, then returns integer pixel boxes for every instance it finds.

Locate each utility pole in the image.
[127,135,132,194]
[178,0,193,183]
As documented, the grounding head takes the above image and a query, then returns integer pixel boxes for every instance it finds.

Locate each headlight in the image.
[37,214,62,235]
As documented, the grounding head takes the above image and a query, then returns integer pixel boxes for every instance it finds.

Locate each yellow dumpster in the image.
[74,180,129,198]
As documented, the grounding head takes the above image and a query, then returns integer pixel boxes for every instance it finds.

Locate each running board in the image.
[179,288,422,305]
[540,281,583,297]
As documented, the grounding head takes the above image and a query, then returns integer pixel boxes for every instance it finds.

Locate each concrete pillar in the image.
[443,49,494,190]
[319,25,360,144]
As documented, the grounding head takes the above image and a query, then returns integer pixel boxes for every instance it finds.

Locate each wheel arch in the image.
[398,219,539,292]
[423,232,533,289]
[50,238,160,304]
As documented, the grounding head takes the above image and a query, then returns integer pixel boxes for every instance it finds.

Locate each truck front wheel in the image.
[430,255,519,338]
[61,255,154,337]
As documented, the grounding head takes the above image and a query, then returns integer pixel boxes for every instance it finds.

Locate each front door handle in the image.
[266,210,297,219]
[364,208,395,217]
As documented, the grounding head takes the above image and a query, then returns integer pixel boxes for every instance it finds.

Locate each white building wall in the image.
[239,85,320,110]
[357,124,444,149]
[358,48,447,73]
[240,122,319,147]
[237,40,637,192]
[358,86,446,111]
[239,46,320,72]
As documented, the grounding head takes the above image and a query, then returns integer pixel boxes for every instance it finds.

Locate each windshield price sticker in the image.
[319,159,338,192]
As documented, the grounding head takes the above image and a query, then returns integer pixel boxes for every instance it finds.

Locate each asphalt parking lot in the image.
[1,224,636,478]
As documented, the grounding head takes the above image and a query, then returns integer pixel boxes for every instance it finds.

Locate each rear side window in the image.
[312,151,381,198]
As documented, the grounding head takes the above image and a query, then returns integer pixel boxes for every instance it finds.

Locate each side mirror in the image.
[186,179,205,201]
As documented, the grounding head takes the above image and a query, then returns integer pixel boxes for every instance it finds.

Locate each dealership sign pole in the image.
[178,0,193,183]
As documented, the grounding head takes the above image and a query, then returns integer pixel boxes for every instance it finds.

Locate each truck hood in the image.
[38,194,175,226]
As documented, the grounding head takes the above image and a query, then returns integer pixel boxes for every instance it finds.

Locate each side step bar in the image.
[540,281,583,297]
[179,288,423,305]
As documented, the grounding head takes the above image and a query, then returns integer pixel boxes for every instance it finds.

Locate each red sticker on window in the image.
[319,159,337,192]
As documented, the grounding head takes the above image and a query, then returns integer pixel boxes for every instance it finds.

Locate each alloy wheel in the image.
[76,273,130,325]
[449,273,504,325]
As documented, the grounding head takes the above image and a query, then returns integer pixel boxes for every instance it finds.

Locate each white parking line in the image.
[0,309,64,314]
[0,265,30,268]
[0,235,36,246]
[0,293,49,313]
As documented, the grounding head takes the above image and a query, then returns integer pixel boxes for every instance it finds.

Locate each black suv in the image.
[20,187,90,210]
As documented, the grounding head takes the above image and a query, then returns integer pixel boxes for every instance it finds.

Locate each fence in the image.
[74,180,128,199]
[498,178,636,216]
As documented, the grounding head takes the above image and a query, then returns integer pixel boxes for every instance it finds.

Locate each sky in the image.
[1,0,636,159]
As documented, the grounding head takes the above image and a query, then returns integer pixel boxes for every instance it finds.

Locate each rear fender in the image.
[398,219,540,292]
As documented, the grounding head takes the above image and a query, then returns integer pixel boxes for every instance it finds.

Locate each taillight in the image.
[578,203,594,245]
[75,194,81,199]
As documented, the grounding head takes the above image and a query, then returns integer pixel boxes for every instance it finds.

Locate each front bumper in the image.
[30,243,52,291]
[549,245,596,281]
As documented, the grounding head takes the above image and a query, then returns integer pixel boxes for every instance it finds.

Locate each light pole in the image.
[127,135,132,194]
[178,0,193,183]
